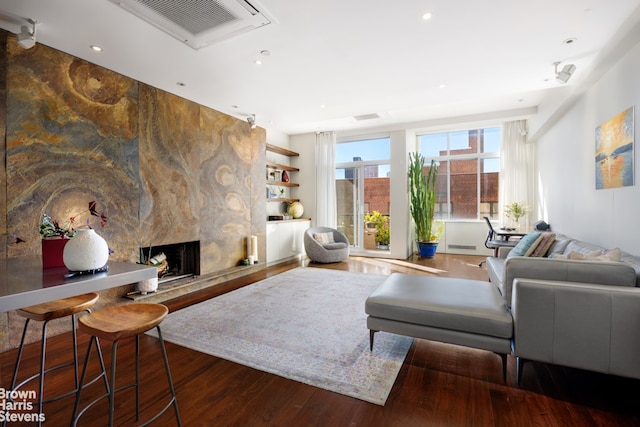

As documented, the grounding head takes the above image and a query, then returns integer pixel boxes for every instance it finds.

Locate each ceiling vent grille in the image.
[353,113,381,121]
[108,0,276,49]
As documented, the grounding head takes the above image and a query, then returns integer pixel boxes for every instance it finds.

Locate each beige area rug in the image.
[148,267,412,405]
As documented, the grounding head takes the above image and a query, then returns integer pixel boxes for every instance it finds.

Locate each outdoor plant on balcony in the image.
[364,210,390,246]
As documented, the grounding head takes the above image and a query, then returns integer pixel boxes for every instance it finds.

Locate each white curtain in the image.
[500,120,535,227]
[315,131,337,228]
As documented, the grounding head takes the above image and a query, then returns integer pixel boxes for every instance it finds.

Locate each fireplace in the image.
[140,241,200,285]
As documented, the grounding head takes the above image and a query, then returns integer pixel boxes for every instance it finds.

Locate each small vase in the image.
[63,228,109,271]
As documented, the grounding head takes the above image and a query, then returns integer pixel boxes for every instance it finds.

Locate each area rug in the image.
[148,267,412,405]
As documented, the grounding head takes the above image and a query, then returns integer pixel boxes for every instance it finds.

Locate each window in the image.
[418,127,501,220]
[335,137,390,249]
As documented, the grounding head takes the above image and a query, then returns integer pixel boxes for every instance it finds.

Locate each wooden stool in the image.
[71,303,182,427]
[6,293,101,427]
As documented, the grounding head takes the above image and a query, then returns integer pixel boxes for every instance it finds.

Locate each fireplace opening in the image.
[140,241,200,286]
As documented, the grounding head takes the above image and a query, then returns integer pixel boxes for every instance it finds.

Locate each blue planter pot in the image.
[417,241,438,258]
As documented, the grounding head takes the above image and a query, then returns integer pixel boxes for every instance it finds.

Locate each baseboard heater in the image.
[448,244,476,250]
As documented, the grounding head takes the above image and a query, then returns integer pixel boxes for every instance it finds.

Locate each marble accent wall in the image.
[5,34,141,262]
[0,32,266,349]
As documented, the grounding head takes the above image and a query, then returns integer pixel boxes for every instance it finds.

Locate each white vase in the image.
[63,228,109,271]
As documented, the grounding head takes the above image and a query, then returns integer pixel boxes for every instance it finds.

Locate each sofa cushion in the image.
[507,232,542,258]
[548,236,573,255]
[563,240,606,256]
[552,248,623,262]
[568,248,622,261]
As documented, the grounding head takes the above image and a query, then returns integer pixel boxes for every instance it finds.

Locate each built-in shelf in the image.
[267,197,298,203]
[266,161,299,172]
[266,144,300,204]
[266,143,299,157]
[268,181,299,187]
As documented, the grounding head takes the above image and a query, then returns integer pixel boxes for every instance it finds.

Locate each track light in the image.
[16,19,37,49]
[554,62,576,84]
[247,114,256,129]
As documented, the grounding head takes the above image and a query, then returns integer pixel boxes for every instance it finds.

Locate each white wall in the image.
[535,38,640,254]
[289,133,317,226]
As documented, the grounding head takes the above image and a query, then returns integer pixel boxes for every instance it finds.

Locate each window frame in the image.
[416,126,501,221]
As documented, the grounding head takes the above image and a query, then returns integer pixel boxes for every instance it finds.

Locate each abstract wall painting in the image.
[595,106,635,189]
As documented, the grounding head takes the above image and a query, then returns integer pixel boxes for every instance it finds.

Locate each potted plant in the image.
[364,210,390,249]
[504,202,529,229]
[408,152,439,258]
[39,201,108,269]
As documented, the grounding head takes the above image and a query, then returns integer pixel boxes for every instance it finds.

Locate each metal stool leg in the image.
[71,336,110,426]
[157,326,182,427]
[136,326,182,427]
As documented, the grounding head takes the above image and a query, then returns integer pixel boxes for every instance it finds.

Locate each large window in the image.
[335,137,390,249]
[418,127,501,220]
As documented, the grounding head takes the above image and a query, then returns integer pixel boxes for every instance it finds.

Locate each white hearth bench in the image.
[365,274,513,380]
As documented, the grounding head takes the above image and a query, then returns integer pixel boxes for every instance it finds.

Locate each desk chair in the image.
[5,293,100,427]
[480,217,519,266]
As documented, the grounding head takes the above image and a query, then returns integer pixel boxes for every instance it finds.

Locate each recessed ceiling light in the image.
[176,82,186,87]
[439,84,446,89]
[255,59,263,65]
[89,45,103,52]
[563,37,577,45]
[422,11,433,20]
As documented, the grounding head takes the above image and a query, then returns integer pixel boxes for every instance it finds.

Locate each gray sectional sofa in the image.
[486,233,640,382]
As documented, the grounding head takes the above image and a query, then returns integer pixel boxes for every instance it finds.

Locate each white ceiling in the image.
[1,0,640,136]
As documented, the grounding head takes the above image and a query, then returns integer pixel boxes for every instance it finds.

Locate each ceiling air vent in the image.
[353,113,381,121]
[108,0,276,49]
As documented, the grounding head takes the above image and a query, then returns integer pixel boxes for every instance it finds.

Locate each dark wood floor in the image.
[1,254,639,426]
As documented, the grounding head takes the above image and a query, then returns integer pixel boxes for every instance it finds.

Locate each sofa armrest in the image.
[499,257,636,308]
[511,278,640,379]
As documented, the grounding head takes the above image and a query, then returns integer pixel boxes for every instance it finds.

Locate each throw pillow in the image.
[530,232,556,257]
[567,248,622,262]
[507,231,543,258]
[313,232,335,244]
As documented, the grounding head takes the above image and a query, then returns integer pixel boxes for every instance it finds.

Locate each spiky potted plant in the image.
[408,152,439,258]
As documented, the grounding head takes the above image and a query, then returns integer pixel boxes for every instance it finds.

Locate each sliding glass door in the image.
[336,166,361,247]
[336,137,390,251]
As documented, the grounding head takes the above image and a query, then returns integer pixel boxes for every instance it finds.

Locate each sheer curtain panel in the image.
[500,120,535,227]
[315,131,337,228]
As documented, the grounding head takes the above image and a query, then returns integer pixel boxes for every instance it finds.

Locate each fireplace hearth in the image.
[140,241,200,286]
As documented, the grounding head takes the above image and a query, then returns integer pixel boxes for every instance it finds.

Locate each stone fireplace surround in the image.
[0,31,267,351]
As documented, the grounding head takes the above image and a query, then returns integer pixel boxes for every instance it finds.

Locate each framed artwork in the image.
[595,106,634,189]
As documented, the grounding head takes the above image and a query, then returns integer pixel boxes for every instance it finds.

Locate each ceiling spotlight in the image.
[247,114,256,129]
[17,19,37,49]
[554,62,576,84]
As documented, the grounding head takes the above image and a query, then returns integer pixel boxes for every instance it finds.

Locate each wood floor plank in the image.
[1,254,639,426]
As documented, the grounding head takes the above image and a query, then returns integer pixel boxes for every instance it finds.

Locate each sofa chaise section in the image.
[511,278,640,383]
